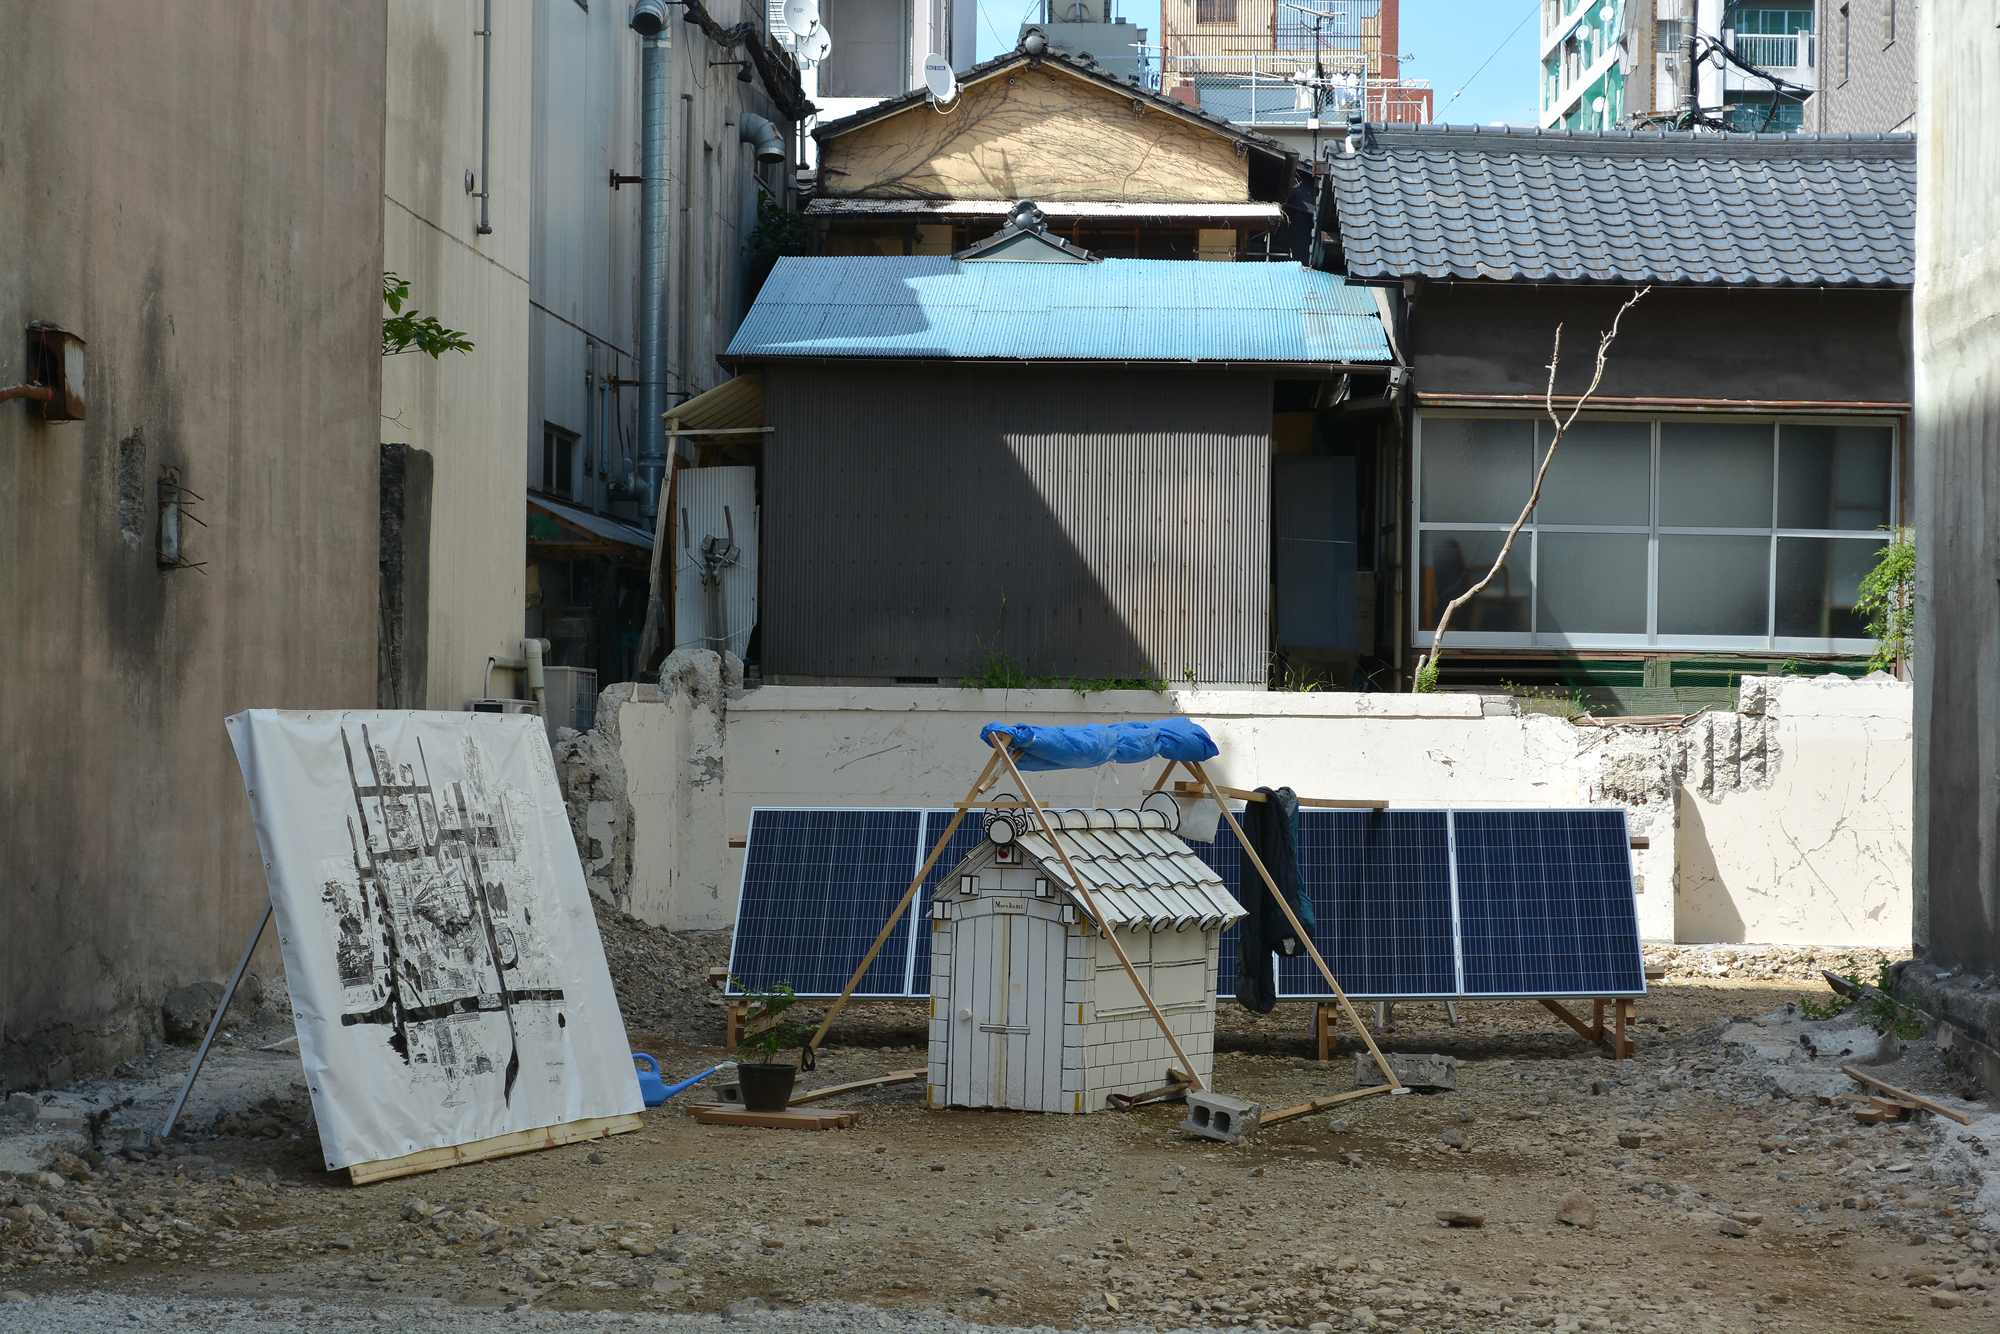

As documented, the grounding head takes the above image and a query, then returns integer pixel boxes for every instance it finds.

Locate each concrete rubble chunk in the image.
[1555,1191,1597,1230]
[1353,1052,1459,1091]
[1180,1091,1262,1144]
[0,1094,38,1133]
[161,982,228,1044]
[1435,1210,1484,1227]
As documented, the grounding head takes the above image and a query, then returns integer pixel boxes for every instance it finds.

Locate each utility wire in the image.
[1438,0,1541,119]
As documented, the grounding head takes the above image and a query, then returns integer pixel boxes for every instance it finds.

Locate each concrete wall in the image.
[381,0,533,710]
[1912,0,2000,978]
[0,2,387,1089]
[579,664,1914,949]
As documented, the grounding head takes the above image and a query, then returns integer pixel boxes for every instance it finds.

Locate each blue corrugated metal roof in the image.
[724,257,1394,364]
[1328,124,1914,287]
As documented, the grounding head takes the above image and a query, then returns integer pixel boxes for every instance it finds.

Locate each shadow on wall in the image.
[1675,795,1747,943]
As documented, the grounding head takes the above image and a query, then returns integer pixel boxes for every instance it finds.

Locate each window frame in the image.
[1193,0,1237,24]
[1410,410,1901,656]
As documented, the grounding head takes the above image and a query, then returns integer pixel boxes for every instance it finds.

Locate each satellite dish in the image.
[923,53,958,103]
[780,0,819,38]
[799,22,832,63]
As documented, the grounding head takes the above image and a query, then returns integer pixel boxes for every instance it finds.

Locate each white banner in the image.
[226,709,640,1172]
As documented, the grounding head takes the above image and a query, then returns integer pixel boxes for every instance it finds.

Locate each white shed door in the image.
[949,909,1066,1111]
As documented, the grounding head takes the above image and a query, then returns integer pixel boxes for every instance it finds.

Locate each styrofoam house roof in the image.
[951,807,1246,932]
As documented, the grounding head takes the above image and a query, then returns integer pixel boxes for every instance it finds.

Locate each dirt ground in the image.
[6,958,1997,1333]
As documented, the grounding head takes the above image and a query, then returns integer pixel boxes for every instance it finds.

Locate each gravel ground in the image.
[3,921,1987,1334]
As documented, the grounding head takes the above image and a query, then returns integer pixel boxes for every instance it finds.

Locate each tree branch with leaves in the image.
[1414,287,1648,693]
[381,272,475,359]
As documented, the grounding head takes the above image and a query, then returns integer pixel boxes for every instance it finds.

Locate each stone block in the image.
[1182,1091,1262,1143]
[1353,1051,1459,1091]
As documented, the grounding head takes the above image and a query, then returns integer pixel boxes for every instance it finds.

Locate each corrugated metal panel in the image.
[726,257,1393,364]
[763,365,1271,683]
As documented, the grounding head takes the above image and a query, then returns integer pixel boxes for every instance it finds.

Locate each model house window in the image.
[1195,0,1236,22]
[542,426,576,499]
[1413,414,1896,652]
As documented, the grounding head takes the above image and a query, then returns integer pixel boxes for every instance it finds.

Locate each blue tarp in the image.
[978,719,1219,772]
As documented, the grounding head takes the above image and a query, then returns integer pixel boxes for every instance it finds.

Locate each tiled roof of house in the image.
[1326,124,1914,287]
[1008,808,1245,932]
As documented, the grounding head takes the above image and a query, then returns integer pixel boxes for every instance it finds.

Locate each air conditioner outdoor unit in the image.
[466,698,541,717]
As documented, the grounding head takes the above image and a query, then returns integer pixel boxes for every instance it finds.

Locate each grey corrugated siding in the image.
[764,365,1271,683]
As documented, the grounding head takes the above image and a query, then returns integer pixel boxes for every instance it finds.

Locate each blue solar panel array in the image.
[729,806,1644,1001]
[1199,808,1641,1000]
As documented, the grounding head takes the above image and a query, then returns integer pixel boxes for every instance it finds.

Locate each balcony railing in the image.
[1731,31,1812,69]
[1158,58,1431,126]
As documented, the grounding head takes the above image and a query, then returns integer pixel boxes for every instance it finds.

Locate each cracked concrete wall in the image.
[595,675,1912,944]
[1675,675,1912,945]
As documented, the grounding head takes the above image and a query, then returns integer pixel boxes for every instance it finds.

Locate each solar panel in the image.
[727,808,925,997]
[1452,809,1644,997]
[1198,808,1639,1001]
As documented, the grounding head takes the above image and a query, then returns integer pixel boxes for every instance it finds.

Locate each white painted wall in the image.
[594,671,1914,948]
[382,0,533,710]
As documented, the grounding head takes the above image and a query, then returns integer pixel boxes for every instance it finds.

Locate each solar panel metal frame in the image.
[1201,806,1645,1002]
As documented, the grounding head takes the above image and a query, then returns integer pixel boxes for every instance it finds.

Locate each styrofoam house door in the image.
[947,906,1067,1111]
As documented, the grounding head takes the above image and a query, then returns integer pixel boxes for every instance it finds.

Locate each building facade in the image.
[1542,1,1819,132]
[1911,0,1998,981]
[2,0,388,1090]
[1811,0,1918,131]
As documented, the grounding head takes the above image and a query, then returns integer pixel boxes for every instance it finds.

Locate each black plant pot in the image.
[737,1062,797,1113]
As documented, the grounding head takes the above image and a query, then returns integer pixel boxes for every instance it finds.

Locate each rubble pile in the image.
[590,901,732,1045]
[1644,943,1911,985]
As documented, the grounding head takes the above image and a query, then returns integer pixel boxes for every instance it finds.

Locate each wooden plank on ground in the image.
[1840,1065,1973,1124]
[685,1103,860,1131]
[789,1068,924,1105]
[346,1113,643,1186]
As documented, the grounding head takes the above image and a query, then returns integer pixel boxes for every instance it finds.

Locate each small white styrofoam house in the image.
[925,806,1245,1113]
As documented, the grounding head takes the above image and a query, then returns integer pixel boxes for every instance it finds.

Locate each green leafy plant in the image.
[1799,955,1925,1039]
[743,191,811,302]
[1413,658,1440,694]
[1501,679,1587,719]
[1854,526,1915,674]
[382,273,475,359]
[730,978,813,1064]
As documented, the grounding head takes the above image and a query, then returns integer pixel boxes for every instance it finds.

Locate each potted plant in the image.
[731,979,811,1112]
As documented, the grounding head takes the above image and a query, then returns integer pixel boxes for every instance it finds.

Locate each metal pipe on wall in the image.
[476,0,494,235]
[633,4,673,525]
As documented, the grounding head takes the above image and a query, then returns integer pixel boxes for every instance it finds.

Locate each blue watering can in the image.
[633,1054,731,1107]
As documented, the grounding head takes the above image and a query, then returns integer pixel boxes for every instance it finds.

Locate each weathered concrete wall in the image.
[381,0,532,710]
[1913,1,2000,978]
[1676,675,1913,944]
[573,667,1915,947]
[0,2,387,1089]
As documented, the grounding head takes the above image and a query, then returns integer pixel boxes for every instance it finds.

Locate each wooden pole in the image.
[801,750,1005,1060]
[1147,760,1182,793]
[989,736,1207,1093]
[1188,761,1403,1089]
[1174,781,1388,811]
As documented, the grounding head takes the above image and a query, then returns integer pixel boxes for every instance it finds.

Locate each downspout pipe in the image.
[632,2,673,525]
[738,112,785,164]
[476,0,494,235]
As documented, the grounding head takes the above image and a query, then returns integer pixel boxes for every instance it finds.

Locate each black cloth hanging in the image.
[1234,786,1317,1015]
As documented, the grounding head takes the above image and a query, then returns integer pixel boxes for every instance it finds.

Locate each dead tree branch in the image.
[1415,287,1649,692]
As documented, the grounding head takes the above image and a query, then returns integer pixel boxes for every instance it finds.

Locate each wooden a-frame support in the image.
[803,743,1404,1100]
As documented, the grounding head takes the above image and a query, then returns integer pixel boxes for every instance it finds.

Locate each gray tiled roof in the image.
[1327,124,1914,287]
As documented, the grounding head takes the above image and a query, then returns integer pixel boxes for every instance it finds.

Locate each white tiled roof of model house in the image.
[1013,808,1246,931]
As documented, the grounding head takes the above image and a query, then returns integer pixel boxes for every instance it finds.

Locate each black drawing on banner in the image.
[327,723,567,1107]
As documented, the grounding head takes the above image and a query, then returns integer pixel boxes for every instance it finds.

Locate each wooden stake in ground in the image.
[1415,287,1649,691]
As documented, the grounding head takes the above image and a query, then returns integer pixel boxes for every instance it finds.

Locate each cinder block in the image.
[1353,1051,1460,1091]
[1182,1091,1262,1144]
